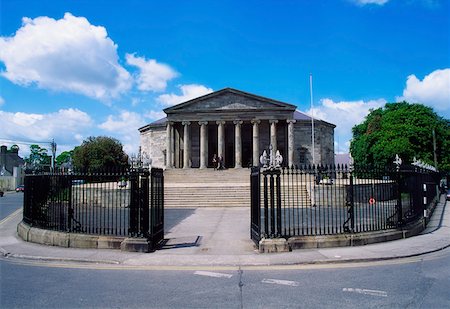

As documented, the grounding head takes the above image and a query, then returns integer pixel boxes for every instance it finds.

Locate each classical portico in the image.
[139,88,335,169]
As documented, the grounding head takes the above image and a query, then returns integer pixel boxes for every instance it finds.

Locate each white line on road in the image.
[343,288,388,297]
[262,278,299,287]
[194,271,233,278]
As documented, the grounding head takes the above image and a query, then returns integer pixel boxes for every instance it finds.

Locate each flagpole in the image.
[310,73,315,166]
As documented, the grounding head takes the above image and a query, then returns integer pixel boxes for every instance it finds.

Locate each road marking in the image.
[194,271,233,278]
[262,278,299,287]
[343,288,388,297]
[0,208,22,226]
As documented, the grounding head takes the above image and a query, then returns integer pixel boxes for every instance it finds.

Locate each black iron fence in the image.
[250,164,440,243]
[23,168,164,249]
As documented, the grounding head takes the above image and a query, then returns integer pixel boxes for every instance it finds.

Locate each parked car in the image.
[447,189,450,201]
[16,185,25,192]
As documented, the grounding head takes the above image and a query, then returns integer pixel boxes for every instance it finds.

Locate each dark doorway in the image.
[207,125,217,168]
[224,124,235,168]
[242,123,253,167]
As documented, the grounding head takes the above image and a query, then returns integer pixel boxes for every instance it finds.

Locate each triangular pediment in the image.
[164,88,296,114]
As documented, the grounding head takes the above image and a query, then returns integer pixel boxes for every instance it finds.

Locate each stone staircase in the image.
[164,168,251,208]
[164,168,312,208]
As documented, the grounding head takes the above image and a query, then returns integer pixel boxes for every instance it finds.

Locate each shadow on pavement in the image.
[164,208,196,232]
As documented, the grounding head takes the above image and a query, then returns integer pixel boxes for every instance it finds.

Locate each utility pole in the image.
[310,73,315,166]
[51,139,57,171]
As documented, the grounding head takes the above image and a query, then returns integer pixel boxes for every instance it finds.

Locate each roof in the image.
[139,88,336,131]
[163,87,297,114]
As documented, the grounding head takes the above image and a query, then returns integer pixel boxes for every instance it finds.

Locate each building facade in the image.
[139,88,335,169]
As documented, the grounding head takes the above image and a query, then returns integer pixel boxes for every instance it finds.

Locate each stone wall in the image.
[141,119,335,169]
[140,126,166,168]
[294,121,334,166]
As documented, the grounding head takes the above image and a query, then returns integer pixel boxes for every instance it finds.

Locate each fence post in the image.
[275,169,282,237]
[396,170,403,227]
[349,172,355,232]
[140,170,150,238]
[263,172,269,237]
[269,172,275,236]
[129,170,139,237]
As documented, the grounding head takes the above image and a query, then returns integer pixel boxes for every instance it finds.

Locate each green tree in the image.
[350,102,450,171]
[55,150,74,167]
[72,136,129,170]
[24,144,51,170]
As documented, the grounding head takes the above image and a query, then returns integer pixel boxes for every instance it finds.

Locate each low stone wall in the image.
[71,184,130,208]
[259,219,425,253]
[307,181,397,207]
[17,221,150,252]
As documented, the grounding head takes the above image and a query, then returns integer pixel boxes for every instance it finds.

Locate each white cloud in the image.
[126,53,178,92]
[352,0,389,5]
[398,68,450,112]
[0,13,132,101]
[99,110,147,155]
[0,108,93,146]
[145,110,166,120]
[306,98,386,153]
[157,84,213,106]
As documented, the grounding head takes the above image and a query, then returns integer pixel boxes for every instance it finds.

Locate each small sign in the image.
[369,197,376,205]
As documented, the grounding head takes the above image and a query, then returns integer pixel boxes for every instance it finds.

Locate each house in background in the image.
[0,145,25,191]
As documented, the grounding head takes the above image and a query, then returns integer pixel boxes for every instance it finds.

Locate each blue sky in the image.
[1,0,449,158]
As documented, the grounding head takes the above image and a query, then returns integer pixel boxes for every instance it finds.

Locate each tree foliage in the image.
[25,144,52,171]
[72,136,129,170]
[350,102,450,171]
[56,150,74,167]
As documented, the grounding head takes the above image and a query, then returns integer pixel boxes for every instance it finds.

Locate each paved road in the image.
[2,247,449,308]
[0,192,23,221]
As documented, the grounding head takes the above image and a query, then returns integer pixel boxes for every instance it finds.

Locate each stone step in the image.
[163,168,312,208]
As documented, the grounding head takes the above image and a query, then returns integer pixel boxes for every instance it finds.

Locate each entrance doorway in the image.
[242,123,253,167]
[207,125,217,168]
[224,124,235,168]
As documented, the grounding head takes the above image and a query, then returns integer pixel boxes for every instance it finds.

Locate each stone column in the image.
[251,119,260,166]
[166,121,173,168]
[182,121,191,168]
[269,120,278,154]
[216,120,226,164]
[287,119,296,167]
[234,120,243,168]
[199,121,208,169]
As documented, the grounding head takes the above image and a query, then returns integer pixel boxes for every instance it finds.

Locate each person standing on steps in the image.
[212,154,218,170]
[218,154,224,170]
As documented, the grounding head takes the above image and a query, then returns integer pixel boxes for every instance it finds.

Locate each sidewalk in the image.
[0,195,448,268]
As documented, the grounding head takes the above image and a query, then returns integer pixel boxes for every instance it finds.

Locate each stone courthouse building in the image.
[139,88,335,169]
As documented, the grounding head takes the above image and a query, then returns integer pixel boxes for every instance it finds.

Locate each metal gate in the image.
[129,168,164,251]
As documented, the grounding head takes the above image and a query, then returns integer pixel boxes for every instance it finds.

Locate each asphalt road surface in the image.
[1,247,449,309]
[0,192,23,221]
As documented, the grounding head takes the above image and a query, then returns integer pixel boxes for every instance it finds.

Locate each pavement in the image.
[0,193,448,268]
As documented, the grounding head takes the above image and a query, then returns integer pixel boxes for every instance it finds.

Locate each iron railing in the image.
[251,164,440,242]
[23,168,164,247]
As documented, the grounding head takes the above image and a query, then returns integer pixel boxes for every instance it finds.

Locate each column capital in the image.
[286,119,297,124]
[182,121,191,126]
[269,119,279,124]
[251,119,261,125]
[198,121,208,126]
[166,121,174,126]
[216,120,226,125]
[233,120,243,125]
